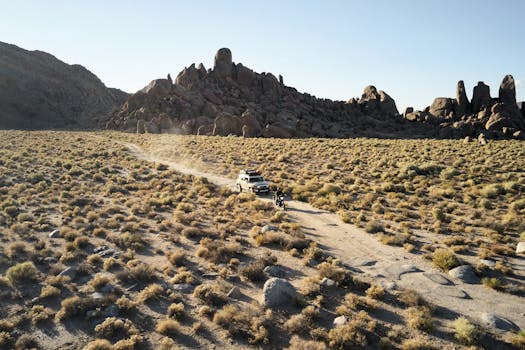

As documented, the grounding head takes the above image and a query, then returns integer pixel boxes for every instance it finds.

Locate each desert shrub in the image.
[239,259,267,282]
[453,316,478,345]
[365,285,385,300]
[40,285,60,298]
[196,238,241,264]
[83,339,112,350]
[400,337,436,350]
[14,334,39,350]
[432,249,460,271]
[138,283,164,302]
[167,302,185,319]
[95,317,138,339]
[113,335,143,350]
[398,289,426,307]
[317,262,352,286]
[6,261,38,284]
[365,221,384,233]
[213,304,269,344]
[482,277,502,290]
[285,335,327,350]
[156,319,180,336]
[29,305,54,324]
[510,329,525,349]
[328,319,367,348]
[193,284,227,307]
[406,306,433,332]
[167,249,186,266]
[55,295,98,321]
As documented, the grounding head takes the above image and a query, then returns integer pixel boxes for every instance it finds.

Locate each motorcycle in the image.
[273,193,286,211]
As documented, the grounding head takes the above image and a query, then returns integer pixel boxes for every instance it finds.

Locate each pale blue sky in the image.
[1,0,524,110]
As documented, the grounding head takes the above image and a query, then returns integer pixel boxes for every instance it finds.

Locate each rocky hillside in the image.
[404,76,525,140]
[106,48,525,139]
[0,41,128,129]
[106,48,427,138]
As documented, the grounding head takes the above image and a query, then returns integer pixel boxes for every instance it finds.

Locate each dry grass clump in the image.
[285,335,327,350]
[213,304,270,344]
[239,259,267,282]
[327,316,368,348]
[405,306,433,332]
[453,316,478,345]
[400,337,436,350]
[156,319,181,336]
[196,238,241,263]
[6,261,38,284]
[167,249,186,266]
[432,249,460,272]
[94,317,138,339]
[193,284,227,307]
[138,283,164,302]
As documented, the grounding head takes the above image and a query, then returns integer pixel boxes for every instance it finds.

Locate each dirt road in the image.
[122,142,525,331]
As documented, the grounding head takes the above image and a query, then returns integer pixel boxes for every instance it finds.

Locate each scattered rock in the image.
[262,278,297,309]
[479,313,519,331]
[261,225,278,233]
[477,133,487,145]
[264,265,286,278]
[58,266,77,280]
[516,242,525,255]
[430,97,454,118]
[333,315,348,327]
[172,284,194,294]
[320,277,336,288]
[102,304,119,318]
[227,286,242,299]
[448,265,479,284]
[90,292,104,300]
[201,272,219,280]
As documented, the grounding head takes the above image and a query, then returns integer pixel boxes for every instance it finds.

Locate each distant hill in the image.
[0,41,128,129]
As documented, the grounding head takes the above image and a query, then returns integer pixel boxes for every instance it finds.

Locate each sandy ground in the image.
[122,142,525,331]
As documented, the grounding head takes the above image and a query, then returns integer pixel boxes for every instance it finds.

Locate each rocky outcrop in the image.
[107,48,411,138]
[262,278,297,309]
[403,76,525,139]
[0,41,127,129]
[106,48,524,140]
[429,97,454,118]
[456,80,469,115]
[471,82,491,114]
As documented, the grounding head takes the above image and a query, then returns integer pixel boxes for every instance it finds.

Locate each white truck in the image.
[236,170,270,194]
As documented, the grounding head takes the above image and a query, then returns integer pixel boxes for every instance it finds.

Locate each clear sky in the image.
[1,0,524,111]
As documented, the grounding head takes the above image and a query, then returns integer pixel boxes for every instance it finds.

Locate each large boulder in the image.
[455,80,470,116]
[262,278,297,309]
[471,82,491,113]
[448,265,479,284]
[430,97,454,118]
[260,73,280,95]
[142,78,172,97]
[499,74,517,106]
[239,109,262,137]
[379,90,399,116]
[213,48,233,79]
[212,112,242,136]
[175,63,204,88]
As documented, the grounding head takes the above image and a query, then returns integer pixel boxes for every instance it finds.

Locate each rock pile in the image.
[403,76,525,140]
[105,48,417,138]
[106,48,525,140]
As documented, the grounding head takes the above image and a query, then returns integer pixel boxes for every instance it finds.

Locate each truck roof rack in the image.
[240,169,260,176]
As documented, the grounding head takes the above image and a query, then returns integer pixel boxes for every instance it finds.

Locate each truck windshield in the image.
[249,176,264,183]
